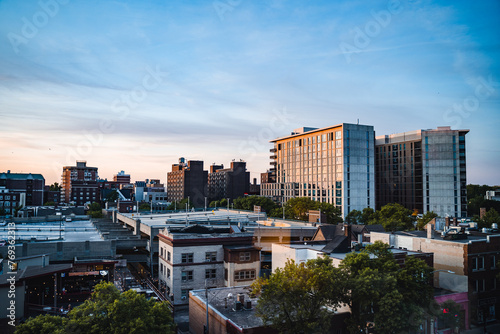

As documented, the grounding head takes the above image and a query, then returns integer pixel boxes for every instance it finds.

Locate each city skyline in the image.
[1,0,499,185]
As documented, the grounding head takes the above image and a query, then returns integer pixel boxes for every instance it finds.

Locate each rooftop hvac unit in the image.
[237,293,245,304]
[235,301,242,311]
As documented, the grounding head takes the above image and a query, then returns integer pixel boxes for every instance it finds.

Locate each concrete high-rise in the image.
[261,123,375,217]
[375,126,468,218]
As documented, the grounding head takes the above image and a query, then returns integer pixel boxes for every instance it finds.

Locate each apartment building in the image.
[261,123,375,217]
[375,126,468,217]
[167,158,207,207]
[60,161,99,205]
[207,161,250,202]
[0,171,45,206]
[158,225,260,307]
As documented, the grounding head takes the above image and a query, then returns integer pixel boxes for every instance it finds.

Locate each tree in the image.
[87,202,103,219]
[339,241,434,334]
[15,314,65,334]
[233,196,278,213]
[345,209,362,224]
[372,203,415,231]
[252,256,344,333]
[49,182,62,191]
[317,202,343,224]
[44,201,56,206]
[478,208,500,229]
[105,190,119,202]
[15,282,175,334]
[166,198,194,211]
[417,211,438,230]
[360,207,377,224]
[139,203,151,211]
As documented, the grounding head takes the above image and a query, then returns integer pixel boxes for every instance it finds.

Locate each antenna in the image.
[357,118,359,125]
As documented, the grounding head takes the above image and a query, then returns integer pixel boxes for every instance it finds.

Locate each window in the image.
[475,279,485,292]
[205,252,217,262]
[473,257,485,271]
[181,253,192,263]
[239,252,251,262]
[167,251,171,262]
[205,269,216,279]
[167,268,171,278]
[234,270,256,281]
[181,271,193,282]
[492,255,497,269]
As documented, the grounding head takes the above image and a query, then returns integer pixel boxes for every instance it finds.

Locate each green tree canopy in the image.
[49,182,62,191]
[15,314,65,334]
[345,209,362,224]
[339,241,434,334]
[478,208,500,229]
[139,203,152,211]
[15,282,175,334]
[251,256,345,333]
[371,203,415,231]
[87,202,103,218]
[166,198,194,210]
[105,190,119,202]
[233,195,278,213]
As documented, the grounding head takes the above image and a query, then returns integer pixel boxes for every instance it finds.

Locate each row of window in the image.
[473,278,498,293]
[472,255,497,271]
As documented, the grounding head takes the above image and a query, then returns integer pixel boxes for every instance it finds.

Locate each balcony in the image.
[270,148,277,153]
[270,155,277,160]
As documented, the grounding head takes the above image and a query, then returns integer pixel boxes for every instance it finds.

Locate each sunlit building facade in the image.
[261,123,375,217]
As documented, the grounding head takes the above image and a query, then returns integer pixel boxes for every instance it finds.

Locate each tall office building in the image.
[207,161,250,201]
[60,161,99,205]
[261,123,375,217]
[167,158,208,207]
[375,126,468,218]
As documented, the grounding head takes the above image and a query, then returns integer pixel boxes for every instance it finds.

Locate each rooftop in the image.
[190,285,265,330]
[0,219,102,244]
[0,172,45,180]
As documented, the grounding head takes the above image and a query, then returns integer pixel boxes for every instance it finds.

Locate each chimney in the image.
[445,217,450,229]
[480,208,487,219]
[344,224,351,238]
[453,217,458,226]
[426,223,434,239]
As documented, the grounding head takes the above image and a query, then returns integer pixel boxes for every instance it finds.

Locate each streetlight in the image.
[432,270,455,274]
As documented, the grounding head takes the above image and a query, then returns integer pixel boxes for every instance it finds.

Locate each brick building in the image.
[60,161,99,205]
[207,161,250,202]
[167,158,207,207]
[0,171,45,206]
[370,223,500,328]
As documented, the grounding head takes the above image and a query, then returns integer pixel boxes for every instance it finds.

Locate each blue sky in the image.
[0,0,499,185]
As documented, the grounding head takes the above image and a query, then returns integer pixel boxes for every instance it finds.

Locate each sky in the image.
[0,0,499,185]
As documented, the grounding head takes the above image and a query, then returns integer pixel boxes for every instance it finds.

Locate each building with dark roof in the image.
[0,171,45,207]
